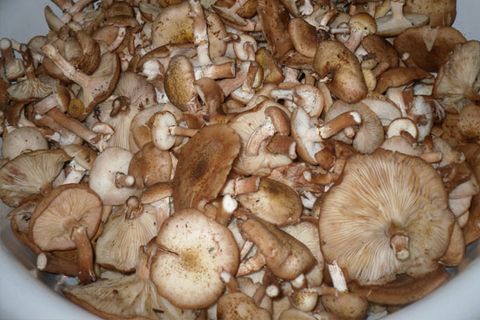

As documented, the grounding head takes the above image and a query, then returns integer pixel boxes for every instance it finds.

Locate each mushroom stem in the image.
[34,93,63,115]
[71,225,96,284]
[220,271,239,293]
[169,126,198,137]
[344,31,365,52]
[195,61,236,80]
[319,111,362,139]
[0,38,15,66]
[115,172,136,188]
[125,196,144,219]
[42,44,90,87]
[189,0,212,66]
[314,148,336,170]
[328,261,348,293]
[51,0,73,11]
[240,240,255,260]
[245,117,276,156]
[36,252,80,277]
[237,249,267,276]
[390,232,410,260]
[108,27,127,52]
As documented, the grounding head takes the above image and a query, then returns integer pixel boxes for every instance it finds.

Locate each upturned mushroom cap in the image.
[319,150,454,285]
[2,127,48,160]
[89,147,138,206]
[433,40,480,112]
[0,149,70,207]
[151,209,239,309]
[172,124,240,210]
[95,198,159,273]
[404,0,456,27]
[314,40,368,104]
[240,218,316,280]
[394,25,466,73]
[217,292,271,320]
[237,178,302,226]
[29,184,102,251]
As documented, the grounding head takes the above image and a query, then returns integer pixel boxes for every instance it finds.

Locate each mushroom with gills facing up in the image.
[28,184,102,284]
[150,209,240,309]
[319,150,454,286]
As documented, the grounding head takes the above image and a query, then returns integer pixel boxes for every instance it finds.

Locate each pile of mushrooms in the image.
[1,0,480,319]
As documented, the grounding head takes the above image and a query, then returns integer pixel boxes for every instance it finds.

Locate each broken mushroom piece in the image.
[151,209,239,309]
[0,149,70,207]
[172,124,241,211]
[319,150,454,286]
[314,40,368,104]
[95,196,160,273]
[88,147,138,206]
[29,184,102,284]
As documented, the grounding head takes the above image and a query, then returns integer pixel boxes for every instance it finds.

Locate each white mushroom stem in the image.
[108,27,127,52]
[344,30,365,53]
[125,196,144,219]
[189,0,212,66]
[390,229,410,261]
[51,0,73,11]
[222,194,238,214]
[239,240,255,260]
[213,0,256,30]
[34,93,65,114]
[327,261,348,293]
[389,0,410,27]
[266,285,280,298]
[115,172,135,188]
[220,271,239,293]
[318,111,362,139]
[34,114,81,145]
[237,249,267,276]
[42,44,90,87]
[62,161,86,185]
[36,252,80,276]
[169,126,198,137]
[194,61,236,80]
[291,273,306,289]
[70,225,96,284]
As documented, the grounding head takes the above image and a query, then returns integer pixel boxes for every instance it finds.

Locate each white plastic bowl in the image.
[0,1,480,319]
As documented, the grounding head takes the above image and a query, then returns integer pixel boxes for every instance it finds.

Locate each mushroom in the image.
[128,142,173,189]
[237,178,302,226]
[433,40,480,113]
[150,111,198,151]
[60,144,97,185]
[151,209,239,309]
[270,84,330,118]
[239,218,316,280]
[361,34,399,77]
[151,2,193,48]
[404,0,457,27]
[375,0,429,37]
[314,40,368,104]
[29,184,102,283]
[375,67,431,94]
[95,196,160,273]
[88,147,138,206]
[172,124,240,210]
[0,149,70,207]
[394,25,466,72]
[319,150,454,286]
[1,127,48,160]
[457,104,480,139]
[343,13,377,53]
[65,243,197,319]
[0,38,24,80]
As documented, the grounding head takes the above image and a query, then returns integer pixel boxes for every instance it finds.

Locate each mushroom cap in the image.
[375,3,429,37]
[433,40,480,112]
[89,147,137,205]
[394,26,466,72]
[62,144,97,170]
[362,95,402,126]
[404,0,456,27]
[29,184,102,251]
[314,40,367,104]
[152,2,193,48]
[129,142,172,188]
[375,67,431,94]
[288,18,319,58]
[237,178,302,226]
[151,111,177,151]
[362,35,399,72]
[0,149,70,207]
[349,12,377,34]
[151,209,239,309]
[458,104,480,139]
[164,55,197,111]
[290,106,323,165]
[217,292,271,320]
[2,127,48,160]
[7,78,53,101]
[172,124,240,210]
[319,150,454,285]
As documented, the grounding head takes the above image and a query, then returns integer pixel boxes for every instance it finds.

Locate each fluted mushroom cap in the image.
[319,150,454,285]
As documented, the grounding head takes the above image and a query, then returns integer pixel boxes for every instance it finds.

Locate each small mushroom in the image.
[29,184,102,283]
[314,40,368,104]
[151,209,239,309]
[319,150,454,285]
[172,124,240,210]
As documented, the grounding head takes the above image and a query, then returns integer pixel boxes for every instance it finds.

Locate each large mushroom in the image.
[151,209,239,309]
[319,150,454,286]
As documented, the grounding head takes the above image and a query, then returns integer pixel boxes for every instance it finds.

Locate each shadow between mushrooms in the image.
[319,150,454,286]
[172,124,241,211]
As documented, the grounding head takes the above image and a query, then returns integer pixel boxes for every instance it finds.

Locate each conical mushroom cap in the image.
[0,149,70,207]
[172,124,240,210]
[319,150,453,285]
[29,184,102,251]
[151,209,239,309]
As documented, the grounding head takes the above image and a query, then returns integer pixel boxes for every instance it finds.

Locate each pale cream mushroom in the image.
[151,209,239,309]
[1,127,48,160]
[375,0,429,37]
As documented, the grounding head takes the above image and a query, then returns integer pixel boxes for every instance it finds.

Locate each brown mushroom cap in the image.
[172,124,240,210]
[237,178,302,226]
[151,2,193,48]
[458,104,480,139]
[151,209,239,309]
[128,142,172,188]
[394,26,466,72]
[375,67,431,94]
[404,0,456,27]
[319,150,454,285]
[288,18,319,58]
[0,149,71,207]
[164,55,197,112]
[217,292,271,320]
[362,34,399,74]
[314,40,368,104]
[29,184,102,251]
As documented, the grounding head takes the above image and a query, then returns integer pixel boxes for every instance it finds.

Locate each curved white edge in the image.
[1,1,480,319]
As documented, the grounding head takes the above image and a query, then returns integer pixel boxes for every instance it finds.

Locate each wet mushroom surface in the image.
[1,0,480,319]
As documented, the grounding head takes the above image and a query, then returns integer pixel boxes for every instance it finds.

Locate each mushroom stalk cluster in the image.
[0,0,479,319]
